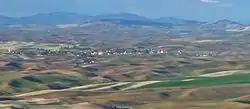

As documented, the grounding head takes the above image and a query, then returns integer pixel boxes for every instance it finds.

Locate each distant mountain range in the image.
[0,12,247,29]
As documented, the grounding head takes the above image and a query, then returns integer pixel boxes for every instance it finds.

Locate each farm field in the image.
[138,72,250,89]
[1,10,250,109]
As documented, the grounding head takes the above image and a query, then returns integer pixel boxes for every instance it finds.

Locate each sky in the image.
[0,0,249,21]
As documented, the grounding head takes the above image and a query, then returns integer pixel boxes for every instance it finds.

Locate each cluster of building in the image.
[4,43,224,65]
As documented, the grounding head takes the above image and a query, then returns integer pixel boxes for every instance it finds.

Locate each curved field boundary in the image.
[84,82,131,91]
[200,70,243,77]
[14,83,113,97]
[121,81,161,91]
[13,81,163,97]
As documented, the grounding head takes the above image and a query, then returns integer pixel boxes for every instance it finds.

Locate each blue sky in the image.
[0,0,249,21]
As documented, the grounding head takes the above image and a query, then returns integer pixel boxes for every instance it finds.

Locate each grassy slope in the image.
[139,73,250,89]
[0,72,91,95]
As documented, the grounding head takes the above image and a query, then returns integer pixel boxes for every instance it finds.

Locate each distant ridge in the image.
[0,12,245,28]
[0,12,203,25]
[213,19,243,25]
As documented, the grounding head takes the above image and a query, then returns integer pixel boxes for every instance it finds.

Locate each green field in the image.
[139,73,250,89]
[3,74,90,94]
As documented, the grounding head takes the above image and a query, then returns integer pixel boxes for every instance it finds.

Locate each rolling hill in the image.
[0,12,245,29]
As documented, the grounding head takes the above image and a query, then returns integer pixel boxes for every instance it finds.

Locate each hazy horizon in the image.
[0,0,250,22]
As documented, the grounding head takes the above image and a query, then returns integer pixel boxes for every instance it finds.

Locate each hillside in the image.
[1,12,250,109]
